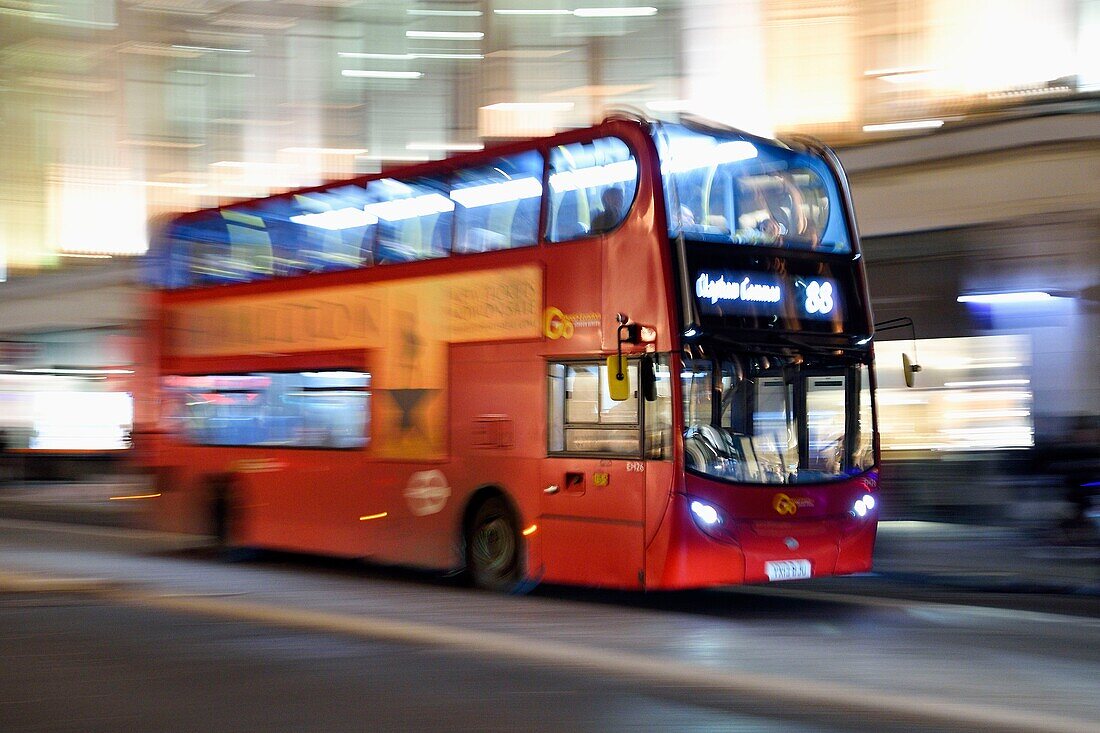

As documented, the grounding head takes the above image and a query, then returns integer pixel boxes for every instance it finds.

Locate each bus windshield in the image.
[655,122,852,254]
[682,349,875,485]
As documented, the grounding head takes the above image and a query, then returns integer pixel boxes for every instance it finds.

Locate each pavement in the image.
[0,476,1097,595]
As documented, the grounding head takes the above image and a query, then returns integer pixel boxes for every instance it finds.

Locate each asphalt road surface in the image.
[0,519,1098,733]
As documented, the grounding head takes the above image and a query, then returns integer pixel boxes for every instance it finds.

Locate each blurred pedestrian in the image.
[1060,416,1100,541]
[1033,415,1100,543]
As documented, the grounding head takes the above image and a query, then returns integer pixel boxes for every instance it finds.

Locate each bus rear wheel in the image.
[466,497,522,592]
[208,474,251,560]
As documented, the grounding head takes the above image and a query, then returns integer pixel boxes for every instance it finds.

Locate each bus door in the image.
[540,361,648,588]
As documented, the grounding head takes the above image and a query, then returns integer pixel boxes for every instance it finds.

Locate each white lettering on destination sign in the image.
[695,272,782,306]
[803,279,835,315]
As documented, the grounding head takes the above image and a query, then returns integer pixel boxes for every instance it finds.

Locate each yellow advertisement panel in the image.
[166,265,542,459]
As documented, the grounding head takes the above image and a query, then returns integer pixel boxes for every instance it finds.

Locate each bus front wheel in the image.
[466,496,523,592]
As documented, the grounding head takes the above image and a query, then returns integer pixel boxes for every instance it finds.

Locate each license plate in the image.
[765,559,812,581]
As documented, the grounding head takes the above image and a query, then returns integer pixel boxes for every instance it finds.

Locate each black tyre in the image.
[466,496,523,592]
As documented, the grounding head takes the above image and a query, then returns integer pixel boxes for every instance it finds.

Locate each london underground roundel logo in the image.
[404,470,451,516]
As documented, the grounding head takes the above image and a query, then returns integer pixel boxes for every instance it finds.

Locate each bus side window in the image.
[221,209,274,281]
[367,176,454,264]
[451,150,543,254]
[164,371,371,449]
[289,186,373,273]
[545,137,639,243]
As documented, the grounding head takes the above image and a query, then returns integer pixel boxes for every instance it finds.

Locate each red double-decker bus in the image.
[145,115,878,590]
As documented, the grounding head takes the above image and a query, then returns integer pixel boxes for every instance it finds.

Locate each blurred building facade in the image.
[2,0,1097,274]
[0,0,1098,496]
[841,113,1100,517]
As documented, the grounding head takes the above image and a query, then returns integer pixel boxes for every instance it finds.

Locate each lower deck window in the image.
[164,371,370,449]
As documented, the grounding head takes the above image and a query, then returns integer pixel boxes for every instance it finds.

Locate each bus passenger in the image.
[591,186,625,234]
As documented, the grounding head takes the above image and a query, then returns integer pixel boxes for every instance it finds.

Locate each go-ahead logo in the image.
[773,493,814,515]
[544,306,600,340]
[773,493,798,515]
[543,307,575,340]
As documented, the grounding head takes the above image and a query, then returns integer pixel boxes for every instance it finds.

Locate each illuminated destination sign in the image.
[693,270,841,322]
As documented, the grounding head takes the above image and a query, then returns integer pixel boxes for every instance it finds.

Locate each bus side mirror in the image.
[902,353,922,388]
[607,355,631,401]
[640,353,657,402]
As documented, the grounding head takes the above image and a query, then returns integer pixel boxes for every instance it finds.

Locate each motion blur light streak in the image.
[342,70,424,80]
[493,8,573,15]
[338,52,417,60]
[16,368,133,375]
[171,44,251,54]
[663,139,757,173]
[175,70,256,78]
[573,6,658,17]
[413,53,484,60]
[481,102,575,111]
[407,142,485,151]
[290,209,379,230]
[494,6,657,17]
[549,160,637,192]
[406,8,483,16]
[862,120,945,133]
[450,178,542,208]
[957,291,1060,304]
[359,512,388,521]
[281,148,368,155]
[364,193,454,222]
[358,154,431,162]
[405,31,484,40]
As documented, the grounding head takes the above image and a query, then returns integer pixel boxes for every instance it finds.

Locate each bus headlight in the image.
[690,499,722,526]
[851,494,876,518]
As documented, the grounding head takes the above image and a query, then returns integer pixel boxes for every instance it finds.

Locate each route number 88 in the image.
[805,280,834,315]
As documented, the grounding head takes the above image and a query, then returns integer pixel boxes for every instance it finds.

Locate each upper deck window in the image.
[369,176,453,264]
[656,123,852,255]
[151,148,548,289]
[545,136,638,243]
[451,150,543,254]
